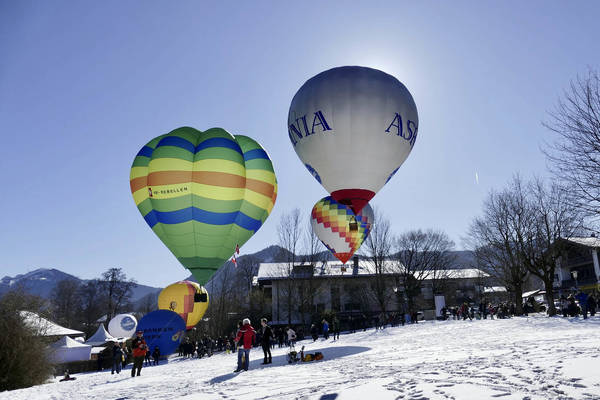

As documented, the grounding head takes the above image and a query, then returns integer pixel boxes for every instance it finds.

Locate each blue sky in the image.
[2,1,599,287]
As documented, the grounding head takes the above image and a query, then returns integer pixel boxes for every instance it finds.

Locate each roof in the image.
[257,261,488,281]
[565,237,600,248]
[20,311,84,337]
[484,286,507,293]
[85,324,116,346]
[50,336,92,349]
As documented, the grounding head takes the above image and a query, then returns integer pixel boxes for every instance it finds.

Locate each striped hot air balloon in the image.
[311,196,374,264]
[129,127,277,285]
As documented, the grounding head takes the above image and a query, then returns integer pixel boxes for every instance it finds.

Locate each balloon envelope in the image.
[311,196,374,264]
[130,127,277,285]
[108,314,138,338]
[158,281,209,330]
[137,310,186,356]
[288,66,418,213]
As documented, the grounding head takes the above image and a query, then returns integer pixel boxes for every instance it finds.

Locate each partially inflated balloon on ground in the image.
[158,281,209,330]
[137,310,186,356]
[311,196,374,264]
[130,127,277,285]
[108,314,137,338]
[288,66,418,214]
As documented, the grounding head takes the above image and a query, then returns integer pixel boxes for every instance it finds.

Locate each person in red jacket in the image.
[234,318,256,372]
[131,330,148,377]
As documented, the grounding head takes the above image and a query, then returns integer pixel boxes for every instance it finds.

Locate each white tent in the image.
[19,311,84,337]
[85,324,116,346]
[49,336,92,363]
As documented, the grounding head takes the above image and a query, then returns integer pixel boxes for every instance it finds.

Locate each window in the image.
[331,287,341,312]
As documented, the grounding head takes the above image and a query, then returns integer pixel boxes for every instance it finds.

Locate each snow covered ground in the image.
[3,314,600,400]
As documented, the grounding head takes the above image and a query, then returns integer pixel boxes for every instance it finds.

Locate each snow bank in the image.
[2,315,599,399]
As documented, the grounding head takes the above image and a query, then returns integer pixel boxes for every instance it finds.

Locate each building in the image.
[555,236,600,292]
[255,257,493,326]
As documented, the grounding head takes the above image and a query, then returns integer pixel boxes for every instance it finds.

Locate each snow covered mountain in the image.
[0,268,160,303]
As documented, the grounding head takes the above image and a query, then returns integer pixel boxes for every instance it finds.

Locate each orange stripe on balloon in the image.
[246,178,275,197]
[147,170,246,188]
[130,176,148,193]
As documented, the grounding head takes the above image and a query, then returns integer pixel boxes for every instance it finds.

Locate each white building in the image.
[256,257,491,326]
[554,236,600,291]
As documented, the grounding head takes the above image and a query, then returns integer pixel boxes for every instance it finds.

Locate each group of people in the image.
[559,290,598,318]
[105,330,160,378]
[440,302,518,321]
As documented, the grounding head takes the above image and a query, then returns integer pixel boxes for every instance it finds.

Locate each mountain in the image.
[1,248,477,302]
[0,268,80,299]
[0,268,161,303]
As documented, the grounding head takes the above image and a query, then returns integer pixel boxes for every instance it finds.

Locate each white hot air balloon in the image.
[288,66,418,213]
[108,313,138,338]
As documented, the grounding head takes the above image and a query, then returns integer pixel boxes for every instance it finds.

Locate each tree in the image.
[236,255,260,293]
[468,178,530,315]
[360,208,396,315]
[514,178,583,316]
[205,263,242,337]
[78,280,103,337]
[136,292,158,315]
[51,279,81,328]
[543,69,600,220]
[98,268,137,323]
[0,290,53,391]
[393,229,455,314]
[275,208,303,325]
[296,218,326,325]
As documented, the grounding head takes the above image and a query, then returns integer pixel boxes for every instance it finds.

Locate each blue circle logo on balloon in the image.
[137,310,186,356]
[120,316,136,331]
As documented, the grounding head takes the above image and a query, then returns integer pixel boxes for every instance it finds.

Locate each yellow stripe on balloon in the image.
[245,169,276,183]
[243,190,274,210]
[130,166,149,180]
[148,158,246,176]
[148,183,194,200]
[190,182,245,201]
[132,187,150,205]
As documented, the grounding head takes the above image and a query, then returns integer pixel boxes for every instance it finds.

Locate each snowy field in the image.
[3,315,600,400]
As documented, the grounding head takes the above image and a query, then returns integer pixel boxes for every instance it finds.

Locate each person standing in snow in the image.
[111,341,123,374]
[260,318,273,364]
[131,330,148,377]
[286,326,297,348]
[152,346,160,366]
[588,293,597,316]
[234,318,256,372]
[332,317,340,340]
[576,290,588,319]
[322,319,329,339]
[310,324,318,342]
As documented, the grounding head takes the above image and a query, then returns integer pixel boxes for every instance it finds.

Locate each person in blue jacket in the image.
[322,319,329,340]
[575,290,588,319]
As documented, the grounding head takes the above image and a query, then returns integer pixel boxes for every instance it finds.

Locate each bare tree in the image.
[275,208,303,325]
[360,208,397,315]
[51,279,81,328]
[236,255,260,293]
[78,280,103,337]
[515,178,584,316]
[468,178,529,315]
[99,268,137,323]
[296,218,326,325]
[205,263,242,337]
[393,229,455,314]
[543,69,600,220]
[136,292,158,315]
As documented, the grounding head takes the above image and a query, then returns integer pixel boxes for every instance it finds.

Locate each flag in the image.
[235,244,240,255]
[232,254,237,267]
